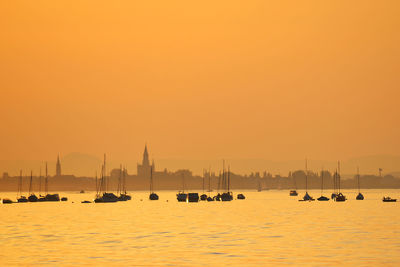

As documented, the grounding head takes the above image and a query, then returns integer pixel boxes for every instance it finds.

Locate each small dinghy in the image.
[81,200,91,203]
[237,193,245,199]
[2,199,12,204]
[382,197,397,202]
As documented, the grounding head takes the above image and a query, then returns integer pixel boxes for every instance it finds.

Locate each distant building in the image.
[137,145,155,178]
[56,155,62,177]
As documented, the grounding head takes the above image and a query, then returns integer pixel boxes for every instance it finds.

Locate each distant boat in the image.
[149,166,159,200]
[188,193,199,202]
[81,200,91,203]
[200,169,207,201]
[80,190,85,194]
[355,167,364,200]
[220,166,233,201]
[317,169,329,201]
[94,155,118,203]
[117,166,131,201]
[237,193,245,199]
[44,162,60,201]
[28,171,38,202]
[382,197,397,202]
[289,173,298,196]
[257,181,262,192]
[61,197,68,201]
[300,159,314,201]
[2,198,12,204]
[16,170,28,203]
[177,173,187,202]
[334,162,346,202]
[206,168,214,201]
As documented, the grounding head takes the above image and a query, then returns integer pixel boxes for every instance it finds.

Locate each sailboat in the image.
[44,162,60,201]
[334,161,346,202]
[17,170,28,203]
[220,165,233,201]
[317,169,329,201]
[214,171,222,201]
[289,172,298,196]
[28,171,38,202]
[38,168,47,202]
[94,155,118,203]
[149,166,159,200]
[200,169,207,201]
[118,166,131,201]
[300,159,314,201]
[176,173,187,202]
[207,168,214,201]
[257,180,262,192]
[355,167,364,200]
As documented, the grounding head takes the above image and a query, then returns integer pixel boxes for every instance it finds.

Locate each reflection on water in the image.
[0,189,399,266]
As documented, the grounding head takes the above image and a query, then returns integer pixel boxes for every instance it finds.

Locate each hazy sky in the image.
[0,1,399,167]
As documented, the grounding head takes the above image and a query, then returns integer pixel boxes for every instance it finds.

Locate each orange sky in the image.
[0,1,399,168]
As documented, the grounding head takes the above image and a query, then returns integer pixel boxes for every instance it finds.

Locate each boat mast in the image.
[39,168,42,196]
[357,166,360,194]
[338,161,341,193]
[305,159,308,193]
[18,170,22,197]
[321,168,324,195]
[202,169,205,193]
[45,162,48,195]
[228,165,230,192]
[150,166,153,194]
[29,170,33,195]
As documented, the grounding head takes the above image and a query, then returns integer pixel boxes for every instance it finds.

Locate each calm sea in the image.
[0,189,399,266]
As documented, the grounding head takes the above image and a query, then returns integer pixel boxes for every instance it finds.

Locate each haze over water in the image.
[1,190,399,266]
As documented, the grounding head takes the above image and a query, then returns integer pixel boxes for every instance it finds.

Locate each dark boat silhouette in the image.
[207,196,214,201]
[80,190,85,193]
[289,172,298,196]
[81,200,91,203]
[237,193,245,199]
[355,167,364,200]
[177,192,187,202]
[188,193,199,202]
[317,168,329,201]
[16,170,28,203]
[300,159,314,201]
[200,169,207,201]
[117,166,132,201]
[94,155,118,203]
[382,197,396,202]
[220,165,233,201]
[149,166,159,200]
[334,162,346,202]
[2,199,12,204]
[28,171,38,202]
[177,173,187,202]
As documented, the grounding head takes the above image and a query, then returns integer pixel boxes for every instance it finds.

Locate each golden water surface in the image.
[1,189,399,266]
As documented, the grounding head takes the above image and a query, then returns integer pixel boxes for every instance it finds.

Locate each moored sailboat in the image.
[28,171,38,202]
[300,159,314,201]
[17,170,28,203]
[334,162,346,202]
[355,167,364,200]
[94,155,118,203]
[149,166,159,200]
[317,169,329,201]
[176,173,187,202]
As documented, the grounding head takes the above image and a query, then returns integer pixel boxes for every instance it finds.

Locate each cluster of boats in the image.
[2,165,67,204]
[290,162,397,202]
